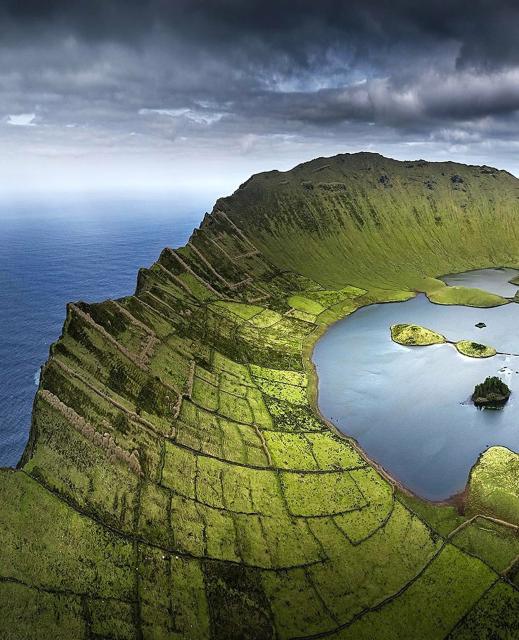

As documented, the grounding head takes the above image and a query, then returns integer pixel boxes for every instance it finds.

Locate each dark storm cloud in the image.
[0,1,516,111]
[3,0,519,191]
[3,1,519,69]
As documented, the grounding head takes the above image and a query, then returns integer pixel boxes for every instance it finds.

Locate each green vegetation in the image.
[466,446,519,524]
[391,327,497,359]
[455,340,497,358]
[472,376,511,408]
[391,323,445,346]
[427,285,509,307]
[448,581,519,639]
[3,152,519,637]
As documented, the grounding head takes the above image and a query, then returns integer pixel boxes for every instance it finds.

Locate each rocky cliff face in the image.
[2,152,519,639]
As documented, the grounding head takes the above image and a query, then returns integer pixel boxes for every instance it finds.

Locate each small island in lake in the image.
[390,323,445,346]
[455,340,496,358]
[472,376,511,408]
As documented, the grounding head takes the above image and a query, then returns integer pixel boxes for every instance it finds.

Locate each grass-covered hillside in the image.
[213,153,519,290]
[2,152,519,639]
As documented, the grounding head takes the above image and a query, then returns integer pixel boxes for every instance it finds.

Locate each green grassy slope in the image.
[2,152,519,639]
[211,153,519,290]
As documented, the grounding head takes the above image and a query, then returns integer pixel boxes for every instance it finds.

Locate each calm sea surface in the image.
[0,193,210,467]
[314,269,519,501]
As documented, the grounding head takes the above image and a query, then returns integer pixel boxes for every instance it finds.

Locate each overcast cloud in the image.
[2,0,519,194]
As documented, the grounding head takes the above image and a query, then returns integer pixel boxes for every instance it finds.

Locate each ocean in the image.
[0,193,213,467]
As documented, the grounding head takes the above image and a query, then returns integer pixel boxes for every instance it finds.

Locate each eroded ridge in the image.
[3,152,519,638]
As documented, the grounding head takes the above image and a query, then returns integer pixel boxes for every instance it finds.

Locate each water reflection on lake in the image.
[313,268,519,500]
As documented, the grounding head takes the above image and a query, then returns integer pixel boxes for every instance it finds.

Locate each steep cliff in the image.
[2,152,519,639]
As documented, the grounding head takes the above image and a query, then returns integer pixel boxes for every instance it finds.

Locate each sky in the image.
[2,0,519,196]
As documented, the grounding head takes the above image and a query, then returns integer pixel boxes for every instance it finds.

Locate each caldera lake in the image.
[313,268,519,501]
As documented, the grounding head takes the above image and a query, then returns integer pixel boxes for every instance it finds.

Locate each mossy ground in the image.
[455,340,497,358]
[391,326,497,359]
[391,323,445,346]
[466,447,519,525]
[427,285,509,308]
[2,152,519,638]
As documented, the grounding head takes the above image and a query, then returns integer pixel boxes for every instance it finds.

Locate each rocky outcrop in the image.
[472,376,511,408]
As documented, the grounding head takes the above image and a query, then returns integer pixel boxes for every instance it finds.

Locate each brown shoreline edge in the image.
[304,290,492,509]
[305,297,418,500]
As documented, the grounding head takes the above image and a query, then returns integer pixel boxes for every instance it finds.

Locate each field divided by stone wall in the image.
[2,153,519,638]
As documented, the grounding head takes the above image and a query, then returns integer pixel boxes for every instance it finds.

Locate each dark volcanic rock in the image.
[472,376,511,409]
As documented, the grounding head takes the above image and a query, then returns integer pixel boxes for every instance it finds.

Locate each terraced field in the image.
[2,152,519,638]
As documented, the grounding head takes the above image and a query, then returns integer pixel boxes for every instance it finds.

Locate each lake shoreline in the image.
[311,267,519,504]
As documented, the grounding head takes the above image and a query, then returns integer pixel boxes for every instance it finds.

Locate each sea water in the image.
[0,193,211,466]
